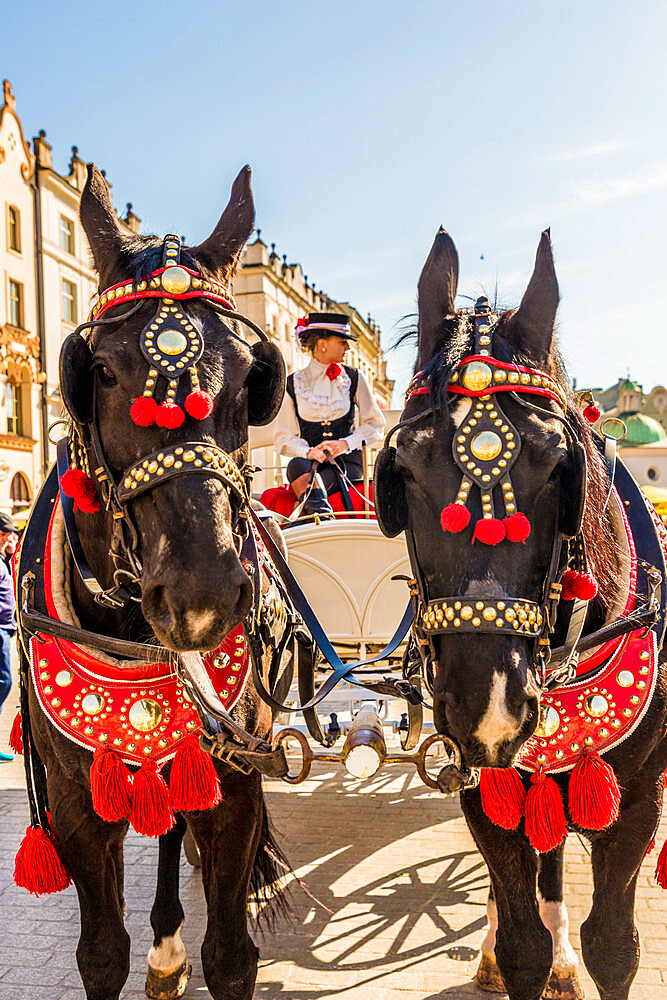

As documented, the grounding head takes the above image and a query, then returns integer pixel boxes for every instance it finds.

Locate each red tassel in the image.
[440,503,471,533]
[647,837,656,856]
[90,747,132,822]
[9,711,22,754]
[568,750,621,830]
[14,826,72,896]
[655,840,667,889]
[480,767,526,830]
[524,769,567,853]
[184,390,214,420]
[561,569,598,601]
[583,404,601,424]
[473,517,506,546]
[129,760,174,837]
[170,735,222,812]
[503,512,531,543]
[155,402,185,429]
[130,396,157,426]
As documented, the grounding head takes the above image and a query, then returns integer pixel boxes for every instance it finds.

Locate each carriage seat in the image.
[259,482,375,520]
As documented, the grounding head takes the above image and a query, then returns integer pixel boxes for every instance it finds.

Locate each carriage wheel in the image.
[182,824,201,867]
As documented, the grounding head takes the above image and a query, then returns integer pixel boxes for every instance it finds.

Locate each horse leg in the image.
[146,813,191,1000]
[580,769,663,1000]
[462,788,552,1000]
[48,770,130,1000]
[476,883,507,993]
[186,769,266,1000]
[538,846,584,1000]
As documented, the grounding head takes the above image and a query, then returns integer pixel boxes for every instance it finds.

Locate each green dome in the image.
[619,412,667,447]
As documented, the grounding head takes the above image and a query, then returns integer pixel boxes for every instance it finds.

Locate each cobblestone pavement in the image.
[1,666,667,1000]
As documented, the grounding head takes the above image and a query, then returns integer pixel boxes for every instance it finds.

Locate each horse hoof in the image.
[145,960,191,1000]
[542,969,585,1000]
[476,953,507,993]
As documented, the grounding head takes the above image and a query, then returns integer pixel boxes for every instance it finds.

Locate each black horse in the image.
[18,164,290,1000]
[375,229,667,1000]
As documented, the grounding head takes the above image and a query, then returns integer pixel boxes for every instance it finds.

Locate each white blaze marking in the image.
[539,899,579,975]
[184,609,216,641]
[450,397,472,428]
[147,925,187,974]
[475,670,523,758]
[481,896,498,960]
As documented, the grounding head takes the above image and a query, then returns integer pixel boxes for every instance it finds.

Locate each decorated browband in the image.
[404,298,600,555]
[90,235,237,430]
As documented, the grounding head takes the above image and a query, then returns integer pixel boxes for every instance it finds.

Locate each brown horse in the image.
[375,229,667,1000]
[19,164,290,1000]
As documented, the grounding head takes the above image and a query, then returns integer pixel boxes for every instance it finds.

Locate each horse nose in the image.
[142,555,252,650]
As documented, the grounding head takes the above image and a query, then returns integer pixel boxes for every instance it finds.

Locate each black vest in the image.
[286,366,359,448]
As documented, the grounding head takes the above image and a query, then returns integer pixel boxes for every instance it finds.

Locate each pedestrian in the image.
[273,312,385,518]
[0,512,18,762]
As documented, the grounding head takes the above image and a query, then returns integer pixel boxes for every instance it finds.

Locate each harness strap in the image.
[247,505,418,710]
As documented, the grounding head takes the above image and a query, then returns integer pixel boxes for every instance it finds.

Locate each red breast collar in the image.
[31,498,250,768]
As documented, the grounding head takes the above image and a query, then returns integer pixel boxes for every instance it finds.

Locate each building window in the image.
[60,215,75,254]
[10,472,31,512]
[5,383,23,436]
[8,279,23,328]
[62,279,77,323]
[8,206,21,252]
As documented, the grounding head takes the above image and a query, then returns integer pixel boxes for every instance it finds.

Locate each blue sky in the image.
[4,1,666,400]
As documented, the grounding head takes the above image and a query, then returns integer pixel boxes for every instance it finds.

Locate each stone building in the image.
[235,233,394,490]
[0,81,41,517]
[588,377,667,490]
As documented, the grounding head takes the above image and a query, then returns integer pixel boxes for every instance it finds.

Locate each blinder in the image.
[59,333,94,426]
[246,341,286,426]
[559,438,587,539]
[373,445,408,538]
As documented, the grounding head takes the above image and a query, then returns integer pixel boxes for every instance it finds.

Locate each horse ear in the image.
[505,230,559,363]
[79,164,127,288]
[59,334,94,425]
[417,228,459,368]
[246,341,286,426]
[191,166,255,282]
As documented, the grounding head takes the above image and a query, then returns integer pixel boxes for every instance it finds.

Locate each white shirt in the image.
[273,357,385,458]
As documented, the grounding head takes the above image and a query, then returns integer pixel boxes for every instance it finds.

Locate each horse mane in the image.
[415,310,622,609]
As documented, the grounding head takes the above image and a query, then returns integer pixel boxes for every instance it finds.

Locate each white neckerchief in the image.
[292,357,352,421]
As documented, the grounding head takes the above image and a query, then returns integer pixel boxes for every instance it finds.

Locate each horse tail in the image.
[249,798,292,930]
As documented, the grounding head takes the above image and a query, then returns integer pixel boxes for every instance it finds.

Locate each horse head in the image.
[59,164,285,652]
[377,230,614,770]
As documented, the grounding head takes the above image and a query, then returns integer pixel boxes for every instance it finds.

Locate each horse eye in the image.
[96,365,117,387]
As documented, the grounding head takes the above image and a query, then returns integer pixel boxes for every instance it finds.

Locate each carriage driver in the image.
[273,312,385,518]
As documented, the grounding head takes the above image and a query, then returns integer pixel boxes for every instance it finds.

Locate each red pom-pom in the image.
[655,840,667,889]
[568,750,621,830]
[90,747,132,823]
[155,402,185,429]
[561,569,598,602]
[504,512,531,543]
[184,390,214,420]
[14,826,72,896]
[473,518,506,546]
[524,770,567,853]
[583,404,601,424]
[75,482,101,514]
[440,503,471,534]
[130,396,157,427]
[571,572,598,601]
[170,735,222,812]
[129,760,174,837]
[9,711,22,755]
[60,468,100,513]
[480,767,526,830]
[60,468,88,497]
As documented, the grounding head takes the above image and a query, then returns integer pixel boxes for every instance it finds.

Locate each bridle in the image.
[60,235,268,609]
[385,298,592,691]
